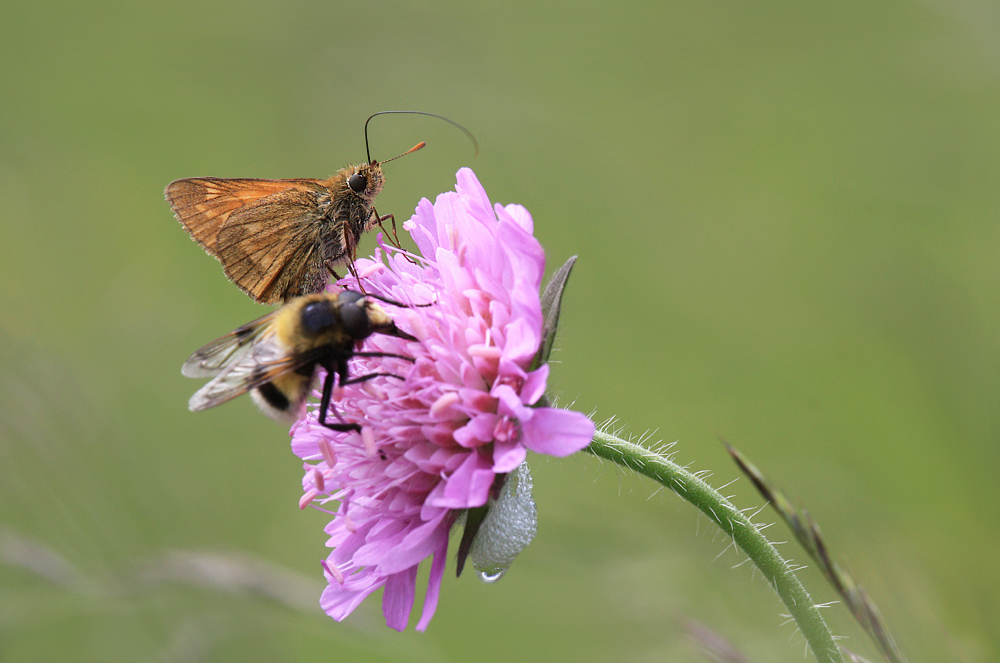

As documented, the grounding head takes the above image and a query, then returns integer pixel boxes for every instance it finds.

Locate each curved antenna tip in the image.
[364,111,478,162]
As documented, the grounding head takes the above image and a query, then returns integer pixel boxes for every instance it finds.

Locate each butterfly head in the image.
[345,161,385,207]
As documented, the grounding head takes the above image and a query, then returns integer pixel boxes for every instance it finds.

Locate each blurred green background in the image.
[1,1,997,661]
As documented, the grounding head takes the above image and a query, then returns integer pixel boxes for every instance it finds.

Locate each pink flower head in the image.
[290,168,595,631]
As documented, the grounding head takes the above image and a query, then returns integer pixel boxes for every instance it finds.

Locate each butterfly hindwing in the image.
[215,188,330,304]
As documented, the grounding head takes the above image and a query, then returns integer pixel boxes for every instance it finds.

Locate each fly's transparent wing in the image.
[187,337,304,412]
[181,312,276,378]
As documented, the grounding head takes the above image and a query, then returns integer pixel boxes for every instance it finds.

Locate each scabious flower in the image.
[289,168,595,631]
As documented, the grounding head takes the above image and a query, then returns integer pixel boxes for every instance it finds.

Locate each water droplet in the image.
[477,568,507,583]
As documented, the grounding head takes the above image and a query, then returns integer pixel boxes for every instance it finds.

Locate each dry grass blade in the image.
[684,619,751,663]
[724,443,908,663]
[841,646,877,663]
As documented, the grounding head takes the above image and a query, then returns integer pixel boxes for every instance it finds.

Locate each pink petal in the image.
[455,168,496,226]
[521,365,549,406]
[492,384,532,421]
[375,511,450,573]
[493,437,527,473]
[501,317,541,366]
[453,413,497,448]
[433,450,494,509]
[321,570,382,621]
[416,538,449,631]
[520,408,594,457]
[383,566,418,631]
[496,202,534,235]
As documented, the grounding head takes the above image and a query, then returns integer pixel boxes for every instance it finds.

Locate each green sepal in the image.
[530,256,577,372]
[455,504,490,577]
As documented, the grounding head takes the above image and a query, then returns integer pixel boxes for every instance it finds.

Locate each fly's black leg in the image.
[345,352,415,384]
[317,367,361,433]
[341,372,404,386]
[351,351,416,363]
[314,355,412,433]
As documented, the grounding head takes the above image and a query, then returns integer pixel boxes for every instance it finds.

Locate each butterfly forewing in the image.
[165,177,329,254]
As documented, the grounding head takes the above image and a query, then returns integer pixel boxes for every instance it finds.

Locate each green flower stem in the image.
[585,430,844,663]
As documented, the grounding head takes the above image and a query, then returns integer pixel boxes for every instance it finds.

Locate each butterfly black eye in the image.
[339,299,372,340]
[301,301,337,335]
[348,172,367,193]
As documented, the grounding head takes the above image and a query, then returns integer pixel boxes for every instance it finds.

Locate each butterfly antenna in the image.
[364,111,479,163]
[380,142,426,166]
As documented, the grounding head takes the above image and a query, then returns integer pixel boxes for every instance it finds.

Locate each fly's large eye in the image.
[337,290,364,307]
[301,301,336,334]
[348,172,367,193]
[340,300,372,339]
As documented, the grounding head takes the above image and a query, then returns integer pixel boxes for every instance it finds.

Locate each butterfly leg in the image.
[342,244,368,295]
[372,207,402,250]
[374,207,419,265]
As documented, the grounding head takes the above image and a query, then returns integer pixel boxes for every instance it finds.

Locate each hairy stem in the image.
[585,430,844,663]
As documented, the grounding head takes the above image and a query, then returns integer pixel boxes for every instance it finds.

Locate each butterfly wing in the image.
[215,189,332,304]
[165,177,327,255]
